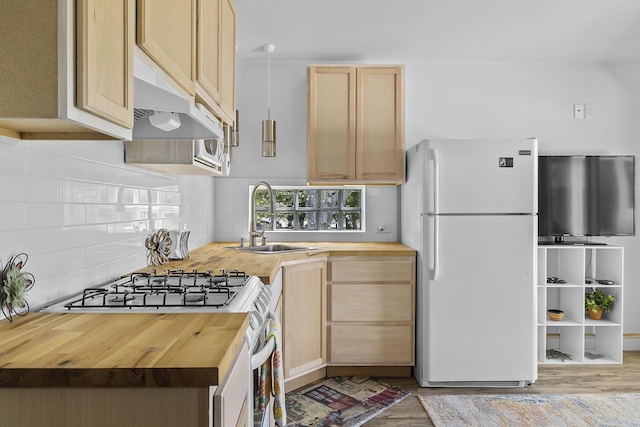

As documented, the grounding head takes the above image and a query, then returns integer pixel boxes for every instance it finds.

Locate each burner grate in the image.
[61,269,249,310]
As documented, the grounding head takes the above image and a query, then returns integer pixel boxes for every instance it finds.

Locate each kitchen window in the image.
[253,186,364,231]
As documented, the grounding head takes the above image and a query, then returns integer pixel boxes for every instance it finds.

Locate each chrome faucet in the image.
[249,181,275,246]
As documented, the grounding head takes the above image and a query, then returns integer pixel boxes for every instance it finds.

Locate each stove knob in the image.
[254,298,266,313]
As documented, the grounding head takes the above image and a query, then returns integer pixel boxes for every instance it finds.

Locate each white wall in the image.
[214,59,399,243]
[2,57,639,345]
[0,138,215,317]
[225,58,640,346]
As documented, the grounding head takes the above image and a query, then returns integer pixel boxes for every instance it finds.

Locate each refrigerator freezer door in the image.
[424,139,537,214]
[421,214,537,386]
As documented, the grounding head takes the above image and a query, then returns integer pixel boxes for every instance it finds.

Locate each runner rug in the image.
[284,376,411,427]
[419,393,640,426]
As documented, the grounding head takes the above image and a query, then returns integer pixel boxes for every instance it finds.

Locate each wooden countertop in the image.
[0,242,413,388]
[139,241,416,284]
[0,312,248,388]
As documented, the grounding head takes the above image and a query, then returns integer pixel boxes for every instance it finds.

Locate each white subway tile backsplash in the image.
[86,204,120,224]
[28,276,60,309]
[25,149,60,178]
[25,202,65,228]
[22,175,59,202]
[86,162,130,185]
[106,253,148,282]
[0,228,60,255]
[61,225,108,249]
[0,173,26,201]
[86,239,143,267]
[0,140,215,320]
[0,202,24,230]
[26,248,86,280]
[0,142,25,174]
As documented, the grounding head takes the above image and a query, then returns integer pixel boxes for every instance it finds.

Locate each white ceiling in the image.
[234,0,640,63]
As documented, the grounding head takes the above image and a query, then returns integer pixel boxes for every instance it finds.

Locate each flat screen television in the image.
[538,155,636,243]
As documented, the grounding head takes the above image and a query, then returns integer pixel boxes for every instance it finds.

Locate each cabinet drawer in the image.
[329,283,412,322]
[328,325,413,365]
[331,259,414,283]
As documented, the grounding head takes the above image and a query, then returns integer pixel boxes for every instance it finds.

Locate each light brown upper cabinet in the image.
[196,0,221,105]
[195,0,236,125]
[77,0,134,129]
[219,0,237,122]
[137,0,196,96]
[0,0,133,141]
[307,66,405,185]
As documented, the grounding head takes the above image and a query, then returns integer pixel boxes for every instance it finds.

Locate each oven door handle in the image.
[250,311,278,370]
[251,336,276,370]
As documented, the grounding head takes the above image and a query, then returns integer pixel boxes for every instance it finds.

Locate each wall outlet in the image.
[376,224,390,233]
[574,104,584,119]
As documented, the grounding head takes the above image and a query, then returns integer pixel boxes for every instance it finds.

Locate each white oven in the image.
[40,268,280,427]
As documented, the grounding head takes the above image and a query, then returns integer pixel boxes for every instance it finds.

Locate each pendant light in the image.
[261,44,276,157]
[231,109,239,147]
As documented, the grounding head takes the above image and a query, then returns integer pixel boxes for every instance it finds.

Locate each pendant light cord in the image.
[267,49,271,121]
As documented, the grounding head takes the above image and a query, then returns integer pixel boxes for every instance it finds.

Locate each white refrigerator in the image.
[400,138,538,387]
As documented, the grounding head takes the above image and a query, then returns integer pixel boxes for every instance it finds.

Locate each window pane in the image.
[254,189,272,208]
[275,190,294,209]
[275,212,295,229]
[297,190,317,209]
[342,190,361,208]
[297,211,317,230]
[254,212,272,231]
[319,211,340,230]
[344,212,361,230]
[320,190,339,208]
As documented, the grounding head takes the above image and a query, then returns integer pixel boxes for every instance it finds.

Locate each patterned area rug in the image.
[419,393,640,426]
[285,376,411,427]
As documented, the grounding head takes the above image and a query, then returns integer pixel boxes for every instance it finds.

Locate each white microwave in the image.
[194,138,228,175]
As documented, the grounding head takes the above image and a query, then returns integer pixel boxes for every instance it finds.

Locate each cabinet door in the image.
[77,0,134,128]
[283,261,327,379]
[137,0,196,95]
[219,0,236,120]
[307,66,357,181]
[196,0,221,104]
[214,341,249,427]
[356,67,404,182]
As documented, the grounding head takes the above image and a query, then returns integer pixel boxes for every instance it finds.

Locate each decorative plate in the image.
[145,229,172,266]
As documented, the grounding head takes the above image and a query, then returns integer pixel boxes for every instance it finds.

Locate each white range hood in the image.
[132,55,224,140]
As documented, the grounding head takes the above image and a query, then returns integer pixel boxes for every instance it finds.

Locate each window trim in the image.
[249,185,365,233]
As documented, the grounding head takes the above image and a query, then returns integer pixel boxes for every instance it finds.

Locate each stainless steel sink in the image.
[228,244,315,254]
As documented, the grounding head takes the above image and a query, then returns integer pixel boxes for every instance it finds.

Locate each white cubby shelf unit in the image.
[537,245,623,365]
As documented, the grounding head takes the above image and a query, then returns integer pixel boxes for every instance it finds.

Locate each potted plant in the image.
[585,288,615,320]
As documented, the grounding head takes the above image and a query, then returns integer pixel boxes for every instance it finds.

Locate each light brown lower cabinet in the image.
[0,341,248,427]
[214,341,249,427]
[282,261,327,380]
[327,256,415,366]
[329,325,414,365]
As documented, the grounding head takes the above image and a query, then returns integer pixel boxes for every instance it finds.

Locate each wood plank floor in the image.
[361,351,640,426]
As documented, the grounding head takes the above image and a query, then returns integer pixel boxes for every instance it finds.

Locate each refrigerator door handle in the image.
[431,147,440,280]
[432,214,439,280]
